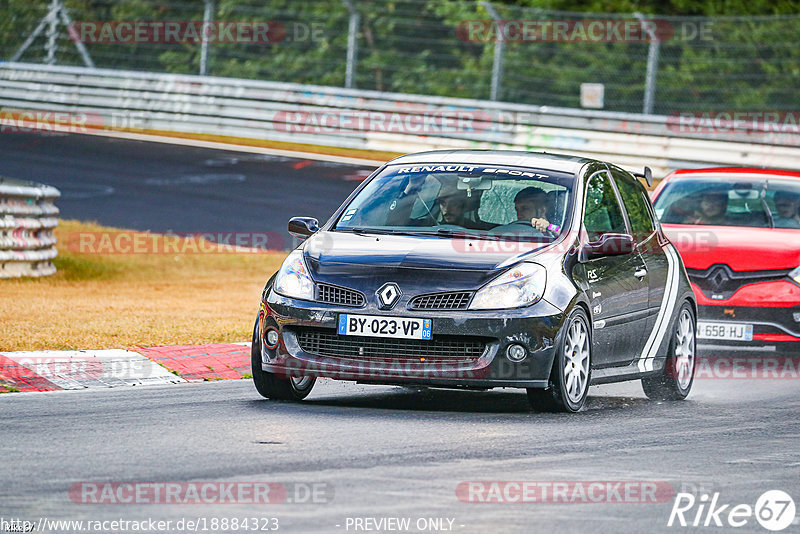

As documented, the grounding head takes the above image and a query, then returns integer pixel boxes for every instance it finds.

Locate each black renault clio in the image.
[252,150,696,412]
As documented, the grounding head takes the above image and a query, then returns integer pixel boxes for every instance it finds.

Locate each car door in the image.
[608,167,666,367]
[581,170,650,368]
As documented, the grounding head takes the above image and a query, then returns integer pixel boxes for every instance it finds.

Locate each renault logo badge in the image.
[376,283,401,310]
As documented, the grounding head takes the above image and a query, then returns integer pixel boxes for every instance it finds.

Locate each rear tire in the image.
[251,318,315,401]
[642,302,695,401]
[527,307,591,413]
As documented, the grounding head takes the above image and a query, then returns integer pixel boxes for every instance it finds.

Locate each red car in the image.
[651,167,800,353]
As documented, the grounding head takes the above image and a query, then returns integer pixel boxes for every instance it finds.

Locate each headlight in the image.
[790,266,800,285]
[274,250,315,300]
[470,263,546,310]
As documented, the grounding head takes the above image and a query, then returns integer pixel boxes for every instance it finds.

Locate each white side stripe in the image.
[638,244,681,372]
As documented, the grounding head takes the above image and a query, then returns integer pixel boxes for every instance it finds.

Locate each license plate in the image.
[338,314,432,340]
[697,321,753,341]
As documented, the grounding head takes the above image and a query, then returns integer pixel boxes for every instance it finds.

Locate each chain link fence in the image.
[1,0,797,116]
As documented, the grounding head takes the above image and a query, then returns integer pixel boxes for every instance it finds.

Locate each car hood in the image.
[662,224,800,271]
[302,231,548,289]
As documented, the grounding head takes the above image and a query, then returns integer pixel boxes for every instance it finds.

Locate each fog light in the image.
[506,344,527,362]
[265,328,280,349]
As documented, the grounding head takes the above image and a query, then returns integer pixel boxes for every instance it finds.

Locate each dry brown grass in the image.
[0,220,286,351]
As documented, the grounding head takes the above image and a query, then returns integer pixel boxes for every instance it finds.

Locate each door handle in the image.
[634,268,647,280]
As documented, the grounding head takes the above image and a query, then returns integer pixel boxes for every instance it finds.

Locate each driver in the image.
[514,187,558,235]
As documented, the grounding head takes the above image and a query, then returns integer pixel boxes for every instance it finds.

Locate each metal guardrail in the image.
[0,62,798,177]
[4,2,798,116]
[0,178,60,278]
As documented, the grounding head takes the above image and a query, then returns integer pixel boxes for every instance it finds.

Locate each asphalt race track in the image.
[1,132,799,533]
[0,132,375,246]
[2,378,799,533]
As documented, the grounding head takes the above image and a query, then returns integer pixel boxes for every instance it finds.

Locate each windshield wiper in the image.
[337,227,534,241]
[433,228,503,240]
[337,227,442,238]
[336,227,394,235]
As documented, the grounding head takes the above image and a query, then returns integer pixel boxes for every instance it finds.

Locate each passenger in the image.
[773,190,800,228]
[686,189,729,225]
[436,183,494,230]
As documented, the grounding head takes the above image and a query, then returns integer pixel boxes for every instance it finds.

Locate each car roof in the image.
[670,167,800,180]
[387,150,593,175]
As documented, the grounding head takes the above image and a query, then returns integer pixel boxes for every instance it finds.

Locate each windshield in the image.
[653,176,800,229]
[334,164,575,241]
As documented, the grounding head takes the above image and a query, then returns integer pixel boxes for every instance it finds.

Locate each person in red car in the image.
[685,189,730,226]
[774,190,800,229]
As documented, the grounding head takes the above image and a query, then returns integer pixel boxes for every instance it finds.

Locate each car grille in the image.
[293,327,489,364]
[408,291,473,310]
[687,264,792,299]
[315,283,365,307]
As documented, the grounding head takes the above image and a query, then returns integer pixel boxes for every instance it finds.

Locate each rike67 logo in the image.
[668,490,796,531]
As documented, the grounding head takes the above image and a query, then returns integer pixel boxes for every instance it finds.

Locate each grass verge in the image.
[0,220,286,351]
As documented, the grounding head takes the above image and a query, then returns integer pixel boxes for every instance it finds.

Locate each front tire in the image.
[641,302,696,401]
[527,307,592,413]
[251,318,315,401]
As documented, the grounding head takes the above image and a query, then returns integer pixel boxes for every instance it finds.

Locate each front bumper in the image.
[259,290,567,388]
[690,279,800,348]
[696,302,800,350]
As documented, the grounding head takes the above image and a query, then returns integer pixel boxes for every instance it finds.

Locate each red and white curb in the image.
[0,343,250,393]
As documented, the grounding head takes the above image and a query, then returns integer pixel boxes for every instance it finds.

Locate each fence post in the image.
[199,0,214,76]
[342,0,360,89]
[480,1,504,101]
[635,12,660,115]
[11,0,94,67]
[45,0,59,64]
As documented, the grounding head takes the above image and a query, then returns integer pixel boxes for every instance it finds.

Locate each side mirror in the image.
[288,217,319,239]
[633,166,654,188]
[583,233,635,258]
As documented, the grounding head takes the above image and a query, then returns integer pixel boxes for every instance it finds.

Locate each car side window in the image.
[611,169,655,242]
[583,171,627,241]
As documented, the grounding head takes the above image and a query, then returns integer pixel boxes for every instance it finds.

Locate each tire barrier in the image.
[0,178,60,278]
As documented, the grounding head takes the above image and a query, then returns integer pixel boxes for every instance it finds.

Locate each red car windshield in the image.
[653,176,800,229]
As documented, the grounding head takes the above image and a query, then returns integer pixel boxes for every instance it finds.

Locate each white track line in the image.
[81,128,386,167]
